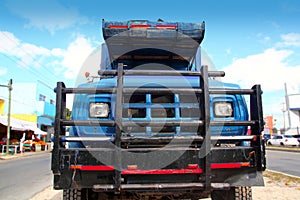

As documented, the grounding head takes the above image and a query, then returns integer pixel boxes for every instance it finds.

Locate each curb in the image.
[0,150,50,160]
[30,186,62,200]
[266,169,300,180]
[266,146,300,153]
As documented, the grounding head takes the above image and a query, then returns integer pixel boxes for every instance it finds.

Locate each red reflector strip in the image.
[187,164,199,169]
[130,24,151,29]
[155,24,177,29]
[211,162,250,169]
[122,168,203,175]
[70,165,115,171]
[107,25,128,29]
[70,162,250,172]
[70,165,81,170]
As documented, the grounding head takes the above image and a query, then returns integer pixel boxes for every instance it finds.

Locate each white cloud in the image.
[7,0,88,34]
[0,31,50,56]
[0,68,7,76]
[264,36,271,42]
[51,48,64,57]
[257,33,271,44]
[221,48,300,128]
[0,31,20,49]
[259,36,271,45]
[277,33,300,47]
[0,31,51,68]
[221,48,300,92]
[0,31,96,81]
[61,36,95,79]
[21,43,51,57]
[225,48,231,55]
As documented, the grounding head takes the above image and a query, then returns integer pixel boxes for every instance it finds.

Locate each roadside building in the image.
[284,83,300,135]
[264,115,274,134]
[0,80,55,141]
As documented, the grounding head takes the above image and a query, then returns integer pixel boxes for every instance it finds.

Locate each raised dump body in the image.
[52,19,266,200]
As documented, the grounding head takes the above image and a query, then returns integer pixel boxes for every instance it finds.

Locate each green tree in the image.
[66,108,72,120]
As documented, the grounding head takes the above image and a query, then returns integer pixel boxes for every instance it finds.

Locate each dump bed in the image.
[102,19,205,69]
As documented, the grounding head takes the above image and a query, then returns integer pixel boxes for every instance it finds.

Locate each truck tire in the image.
[211,186,252,200]
[63,189,83,200]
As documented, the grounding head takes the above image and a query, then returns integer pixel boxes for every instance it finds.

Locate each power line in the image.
[0,49,49,82]
[0,95,35,109]
[0,47,57,85]
[0,82,55,110]
[0,52,56,108]
[1,32,58,78]
[0,32,58,84]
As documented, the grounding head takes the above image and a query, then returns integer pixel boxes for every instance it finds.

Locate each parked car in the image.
[263,133,271,142]
[292,135,300,143]
[267,135,299,146]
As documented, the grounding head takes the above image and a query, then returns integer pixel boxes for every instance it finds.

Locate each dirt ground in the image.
[31,170,300,200]
[252,170,300,200]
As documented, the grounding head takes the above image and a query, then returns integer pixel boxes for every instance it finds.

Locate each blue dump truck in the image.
[52,19,266,200]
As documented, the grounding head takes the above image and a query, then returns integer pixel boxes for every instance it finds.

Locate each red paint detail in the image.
[253,135,257,142]
[70,165,115,171]
[155,24,177,29]
[130,24,151,29]
[70,162,250,173]
[187,164,199,169]
[211,163,242,169]
[122,168,203,175]
[247,127,251,135]
[108,25,128,29]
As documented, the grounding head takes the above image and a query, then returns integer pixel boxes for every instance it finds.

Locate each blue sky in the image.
[1,0,300,128]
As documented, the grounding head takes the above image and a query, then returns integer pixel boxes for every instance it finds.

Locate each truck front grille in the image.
[122,92,200,134]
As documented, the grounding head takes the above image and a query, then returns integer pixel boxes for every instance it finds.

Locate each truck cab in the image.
[52,19,265,200]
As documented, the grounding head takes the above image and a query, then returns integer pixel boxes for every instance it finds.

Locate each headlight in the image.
[89,103,110,118]
[214,102,233,117]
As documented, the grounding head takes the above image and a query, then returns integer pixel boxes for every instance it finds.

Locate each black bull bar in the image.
[52,64,265,191]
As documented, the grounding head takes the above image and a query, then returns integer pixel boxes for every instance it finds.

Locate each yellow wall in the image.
[0,100,4,115]
[11,114,37,123]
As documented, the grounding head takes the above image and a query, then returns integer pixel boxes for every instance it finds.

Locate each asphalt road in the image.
[0,153,52,200]
[266,149,300,177]
[0,149,299,200]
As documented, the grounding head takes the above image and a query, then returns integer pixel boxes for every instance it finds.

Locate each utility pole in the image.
[0,79,13,154]
[281,102,286,134]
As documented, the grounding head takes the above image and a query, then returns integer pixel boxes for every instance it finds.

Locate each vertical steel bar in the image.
[115,63,124,191]
[250,84,265,171]
[52,82,66,175]
[200,65,211,190]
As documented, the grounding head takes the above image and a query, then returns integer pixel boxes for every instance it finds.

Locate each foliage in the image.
[66,108,72,120]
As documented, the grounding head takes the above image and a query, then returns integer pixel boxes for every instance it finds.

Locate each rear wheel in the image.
[211,186,252,200]
[63,189,99,200]
[63,189,83,200]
